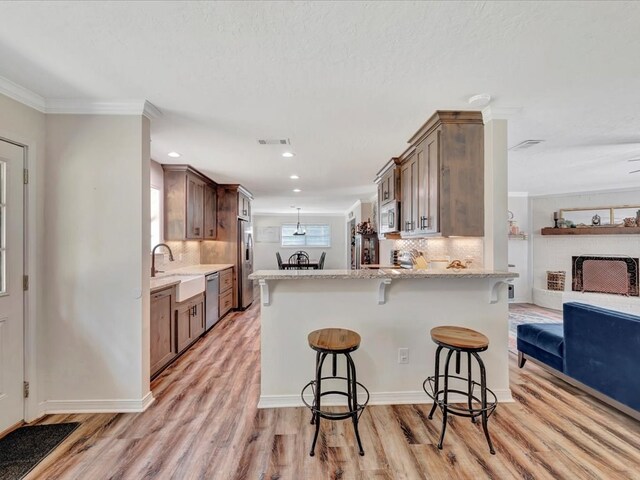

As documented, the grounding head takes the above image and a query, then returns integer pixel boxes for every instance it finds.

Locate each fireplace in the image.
[572,256,639,296]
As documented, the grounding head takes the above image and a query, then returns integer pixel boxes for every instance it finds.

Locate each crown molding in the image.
[46,99,162,117]
[0,75,46,112]
[0,75,162,117]
[482,106,523,123]
[142,101,162,119]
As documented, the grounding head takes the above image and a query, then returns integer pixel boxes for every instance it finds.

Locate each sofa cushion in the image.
[517,323,564,357]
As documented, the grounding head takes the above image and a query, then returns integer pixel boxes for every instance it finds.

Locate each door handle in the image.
[194,227,200,236]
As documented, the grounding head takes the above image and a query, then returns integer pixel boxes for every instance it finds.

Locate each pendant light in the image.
[293,207,306,236]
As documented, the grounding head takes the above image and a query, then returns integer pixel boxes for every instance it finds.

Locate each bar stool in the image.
[423,326,497,454]
[301,328,370,457]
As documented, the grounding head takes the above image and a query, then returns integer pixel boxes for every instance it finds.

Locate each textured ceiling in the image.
[0,1,639,213]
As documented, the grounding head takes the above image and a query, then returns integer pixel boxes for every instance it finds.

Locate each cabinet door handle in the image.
[209,229,214,236]
[383,191,389,200]
[194,227,200,236]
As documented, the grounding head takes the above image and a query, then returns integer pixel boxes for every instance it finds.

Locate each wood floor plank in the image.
[19,303,640,480]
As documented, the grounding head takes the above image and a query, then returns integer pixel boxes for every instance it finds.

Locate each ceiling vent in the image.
[258,138,290,145]
[509,139,544,151]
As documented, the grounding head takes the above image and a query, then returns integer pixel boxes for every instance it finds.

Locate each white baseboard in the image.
[40,391,155,414]
[258,389,513,409]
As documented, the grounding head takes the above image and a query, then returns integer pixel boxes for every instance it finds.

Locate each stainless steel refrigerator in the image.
[238,219,254,309]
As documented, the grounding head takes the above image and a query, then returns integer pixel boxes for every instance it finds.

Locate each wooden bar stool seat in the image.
[302,328,369,457]
[430,326,489,351]
[308,328,361,353]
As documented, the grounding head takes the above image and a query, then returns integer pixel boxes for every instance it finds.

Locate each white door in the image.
[0,140,24,433]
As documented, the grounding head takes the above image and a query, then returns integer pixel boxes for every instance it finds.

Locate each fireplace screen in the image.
[572,256,639,296]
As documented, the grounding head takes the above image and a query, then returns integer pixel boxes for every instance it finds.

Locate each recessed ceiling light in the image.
[293,188,301,193]
[282,152,295,158]
[168,151,181,158]
[290,174,299,179]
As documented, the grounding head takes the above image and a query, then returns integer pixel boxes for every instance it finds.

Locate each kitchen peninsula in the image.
[249,268,517,408]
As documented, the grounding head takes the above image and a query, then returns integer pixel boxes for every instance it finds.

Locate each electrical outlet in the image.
[398,348,409,364]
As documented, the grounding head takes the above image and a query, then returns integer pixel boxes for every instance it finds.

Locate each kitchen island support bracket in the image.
[259,279,270,306]
[378,279,392,305]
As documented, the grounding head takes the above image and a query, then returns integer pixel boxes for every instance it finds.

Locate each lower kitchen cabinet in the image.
[219,267,234,318]
[176,292,205,354]
[150,286,177,378]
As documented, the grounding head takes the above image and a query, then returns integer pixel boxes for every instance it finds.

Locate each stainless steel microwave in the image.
[380,201,400,233]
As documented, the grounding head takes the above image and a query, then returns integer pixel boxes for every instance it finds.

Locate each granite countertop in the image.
[150,264,235,293]
[249,269,518,280]
[168,264,234,275]
[150,277,181,293]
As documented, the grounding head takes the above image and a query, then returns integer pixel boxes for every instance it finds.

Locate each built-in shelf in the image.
[508,233,528,240]
[541,226,640,236]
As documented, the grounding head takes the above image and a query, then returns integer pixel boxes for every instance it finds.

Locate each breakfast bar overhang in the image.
[249,269,518,409]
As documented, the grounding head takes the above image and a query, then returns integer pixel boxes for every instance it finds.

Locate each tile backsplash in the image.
[392,237,484,267]
[153,241,201,272]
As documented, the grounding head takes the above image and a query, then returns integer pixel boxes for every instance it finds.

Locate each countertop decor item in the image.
[447,260,468,270]
[356,218,376,235]
[624,217,637,227]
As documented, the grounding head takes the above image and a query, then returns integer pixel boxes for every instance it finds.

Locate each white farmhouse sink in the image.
[171,274,206,302]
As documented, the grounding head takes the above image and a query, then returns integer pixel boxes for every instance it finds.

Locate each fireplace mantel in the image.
[541,226,640,235]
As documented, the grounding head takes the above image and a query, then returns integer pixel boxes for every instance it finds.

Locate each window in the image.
[281,224,331,247]
[150,186,161,250]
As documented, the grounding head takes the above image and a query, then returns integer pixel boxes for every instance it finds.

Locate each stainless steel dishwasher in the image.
[205,273,220,330]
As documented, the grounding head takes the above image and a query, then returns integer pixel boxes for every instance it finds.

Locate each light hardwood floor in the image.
[24,304,640,479]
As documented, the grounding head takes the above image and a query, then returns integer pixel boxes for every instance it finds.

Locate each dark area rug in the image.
[509,303,562,354]
[0,423,79,480]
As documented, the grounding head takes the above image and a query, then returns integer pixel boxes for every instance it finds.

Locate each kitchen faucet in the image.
[151,243,175,277]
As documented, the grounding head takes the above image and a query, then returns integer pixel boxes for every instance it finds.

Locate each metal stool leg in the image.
[428,346,443,419]
[346,352,365,456]
[473,352,495,455]
[437,349,454,449]
[468,352,475,424]
[311,351,321,425]
[310,353,328,456]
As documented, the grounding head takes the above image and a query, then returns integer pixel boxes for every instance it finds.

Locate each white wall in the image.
[531,189,640,311]
[0,93,46,420]
[253,214,347,270]
[508,195,532,303]
[43,114,151,407]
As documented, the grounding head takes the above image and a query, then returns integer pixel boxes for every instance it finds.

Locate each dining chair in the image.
[276,252,284,270]
[318,252,326,270]
[289,252,310,269]
[295,250,310,260]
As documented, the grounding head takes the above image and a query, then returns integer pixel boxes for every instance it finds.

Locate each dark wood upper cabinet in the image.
[163,165,217,241]
[238,191,251,220]
[395,111,484,237]
[186,173,205,239]
[204,184,217,240]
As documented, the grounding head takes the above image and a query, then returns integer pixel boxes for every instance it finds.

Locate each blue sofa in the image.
[517,302,640,418]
